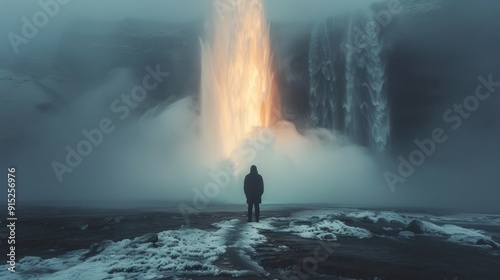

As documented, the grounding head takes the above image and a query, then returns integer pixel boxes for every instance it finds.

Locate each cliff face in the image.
[2,0,500,157]
[53,18,202,100]
[270,1,500,158]
[0,18,203,145]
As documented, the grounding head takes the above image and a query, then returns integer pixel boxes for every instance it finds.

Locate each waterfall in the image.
[199,0,280,162]
[354,15,390,155]
[308,9,390,155]
[343,15,356,138]
[308,19,338,130]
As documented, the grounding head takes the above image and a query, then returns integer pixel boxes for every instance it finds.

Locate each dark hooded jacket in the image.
[244,166,264,204]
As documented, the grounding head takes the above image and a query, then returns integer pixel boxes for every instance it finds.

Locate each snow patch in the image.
[346,211,409,224]
[214,219,269,255]
[406,220,499,248]
[288,220,371,240]
[398,231,415,239]
[0,228,227,279]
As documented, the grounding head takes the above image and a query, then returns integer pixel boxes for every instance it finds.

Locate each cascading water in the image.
[308,19,338,130]
[353,13,390,155]
[308,9,390,156]
[199,0,281,163]
[343,16,356,138]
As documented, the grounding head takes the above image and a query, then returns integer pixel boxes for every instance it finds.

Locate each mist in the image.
[1,0,499,212]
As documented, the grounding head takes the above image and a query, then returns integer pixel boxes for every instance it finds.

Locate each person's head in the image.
[250,165,258,174]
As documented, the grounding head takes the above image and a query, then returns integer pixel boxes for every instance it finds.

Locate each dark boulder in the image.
[405,220,426,234]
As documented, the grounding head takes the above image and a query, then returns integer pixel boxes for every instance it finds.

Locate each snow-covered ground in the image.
[1,207,499,279]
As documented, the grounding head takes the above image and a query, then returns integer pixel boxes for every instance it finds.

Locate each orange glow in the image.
[200,0,281,160]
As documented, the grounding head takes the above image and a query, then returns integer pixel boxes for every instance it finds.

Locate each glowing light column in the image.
[200,0,281,161]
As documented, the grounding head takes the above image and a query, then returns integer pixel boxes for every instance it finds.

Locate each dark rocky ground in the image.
[1,204,499,280]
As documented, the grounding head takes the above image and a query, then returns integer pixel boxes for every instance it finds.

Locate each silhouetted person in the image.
[244,165,264,222]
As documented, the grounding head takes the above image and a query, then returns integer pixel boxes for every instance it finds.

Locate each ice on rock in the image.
[1,228,227,280]
[398,231,415,239]
[404,220,500,248]
[346,211,409,224]
[288,219,371,240]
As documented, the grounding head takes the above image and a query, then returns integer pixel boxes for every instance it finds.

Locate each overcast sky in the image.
[0,0,381,65]
[0,0,378,22]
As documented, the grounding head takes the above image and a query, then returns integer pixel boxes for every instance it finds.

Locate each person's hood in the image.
[250,165,258,174]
